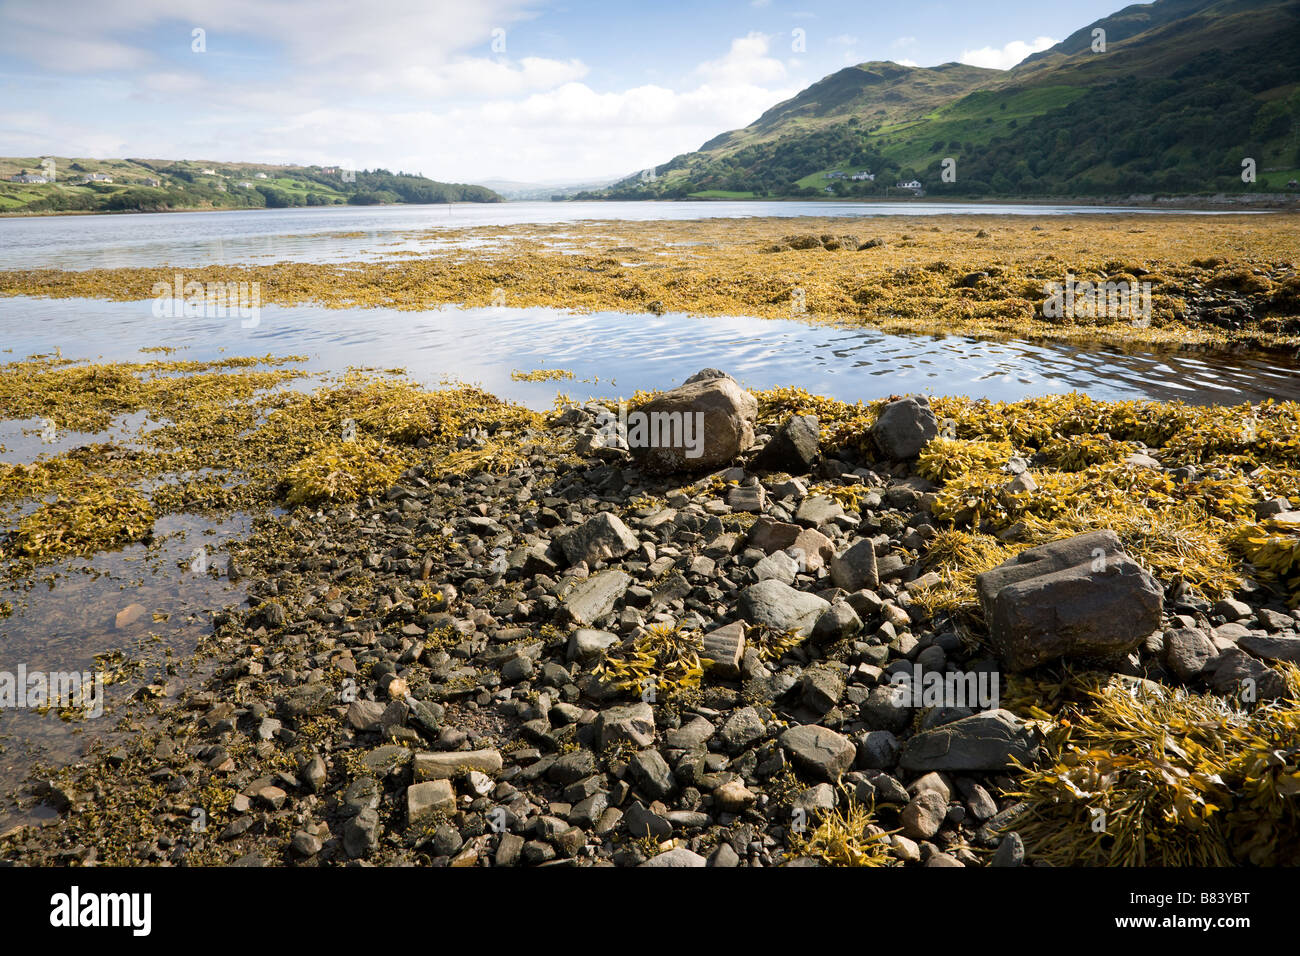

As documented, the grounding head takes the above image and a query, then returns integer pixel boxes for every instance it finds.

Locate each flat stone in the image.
[567,628,619,663]
[1238,633,1300,664]
[639,847,707,867]
[561,569,631,626]
[898,709,1039,772]
[413,749,504,781]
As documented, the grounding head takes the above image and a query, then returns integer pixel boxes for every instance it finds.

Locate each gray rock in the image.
[753,550,800,584]
[873,395,939,460]
[1163,627,1216,680]
[900,790,947,839]
[812,601,863,643]
[899,709,1039,772]
[856,730,901,770]
[779,725,856,781]
[595,701,656,749]
[1209,647,1288,701]
[718,706,767,753]
[795,495,844,528]
[976,530,1163,672]
[623,802,672,839]
[830,539,880,592]
[628,749,676,800]
[567,628,619,663]
[753,414,820,474]
[801,667,845,715]
[738,579,830,636]
[560,512,639,567]
[406,780,455,826]
[343,807,380,858]
[1238,633,1300,664]
[991,832,1025,867]
[561,569,631,626]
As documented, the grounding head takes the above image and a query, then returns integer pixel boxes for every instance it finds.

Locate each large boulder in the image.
[738,579,830,636]
[975,531,1163,672]
[872,395,938,460]
[629,369,757,475]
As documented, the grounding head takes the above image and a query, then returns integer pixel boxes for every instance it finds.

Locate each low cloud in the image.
[959,35,1056,70]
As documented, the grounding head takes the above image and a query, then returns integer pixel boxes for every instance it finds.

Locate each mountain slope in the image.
[597,0,1300,199]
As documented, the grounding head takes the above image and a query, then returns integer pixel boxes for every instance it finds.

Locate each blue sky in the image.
[0,0,1124,182]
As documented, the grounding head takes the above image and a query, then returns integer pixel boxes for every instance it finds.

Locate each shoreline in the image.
[2,360,1299,866]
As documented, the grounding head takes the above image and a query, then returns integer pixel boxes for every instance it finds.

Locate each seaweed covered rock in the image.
[628,369,757,475]
[976,530,1163,672]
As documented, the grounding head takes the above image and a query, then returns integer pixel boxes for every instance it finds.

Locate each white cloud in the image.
[894,58,919,68]
[0,1,808,182]
[959,35,1056,70]
[891,36,916,48]
[695,32,788,87]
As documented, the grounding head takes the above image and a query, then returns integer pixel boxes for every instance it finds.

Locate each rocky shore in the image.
[5,367,1300,867]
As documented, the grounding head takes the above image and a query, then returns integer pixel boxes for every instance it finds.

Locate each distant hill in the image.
[0,158,502,215]
[589,0,1300,199]
[481,177,619,200]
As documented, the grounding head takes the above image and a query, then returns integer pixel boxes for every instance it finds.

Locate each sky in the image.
[0,0,1126,184]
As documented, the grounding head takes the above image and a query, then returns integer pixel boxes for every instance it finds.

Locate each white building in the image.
[9,173,49,183]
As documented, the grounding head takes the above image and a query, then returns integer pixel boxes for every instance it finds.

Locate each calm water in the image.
[0,200,1266,270]
[2,297,1298,413]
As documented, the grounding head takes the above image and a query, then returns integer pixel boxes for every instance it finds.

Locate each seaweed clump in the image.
[1011,672,1300,866]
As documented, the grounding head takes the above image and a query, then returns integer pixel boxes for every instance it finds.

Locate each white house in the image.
[896,179,922,190]
[237,180,254,188]
[254,172,269,179]
[851,171,875,181]
[85,172,113,182]
[200,168,217,175]
[8,173,49,184]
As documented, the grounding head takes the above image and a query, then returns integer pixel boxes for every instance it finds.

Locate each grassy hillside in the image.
[0,158,502,215]
[590,0,1300,200]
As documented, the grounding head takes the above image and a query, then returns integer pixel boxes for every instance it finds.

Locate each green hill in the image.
[590,0,1300,199]
[0,158,502,215]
